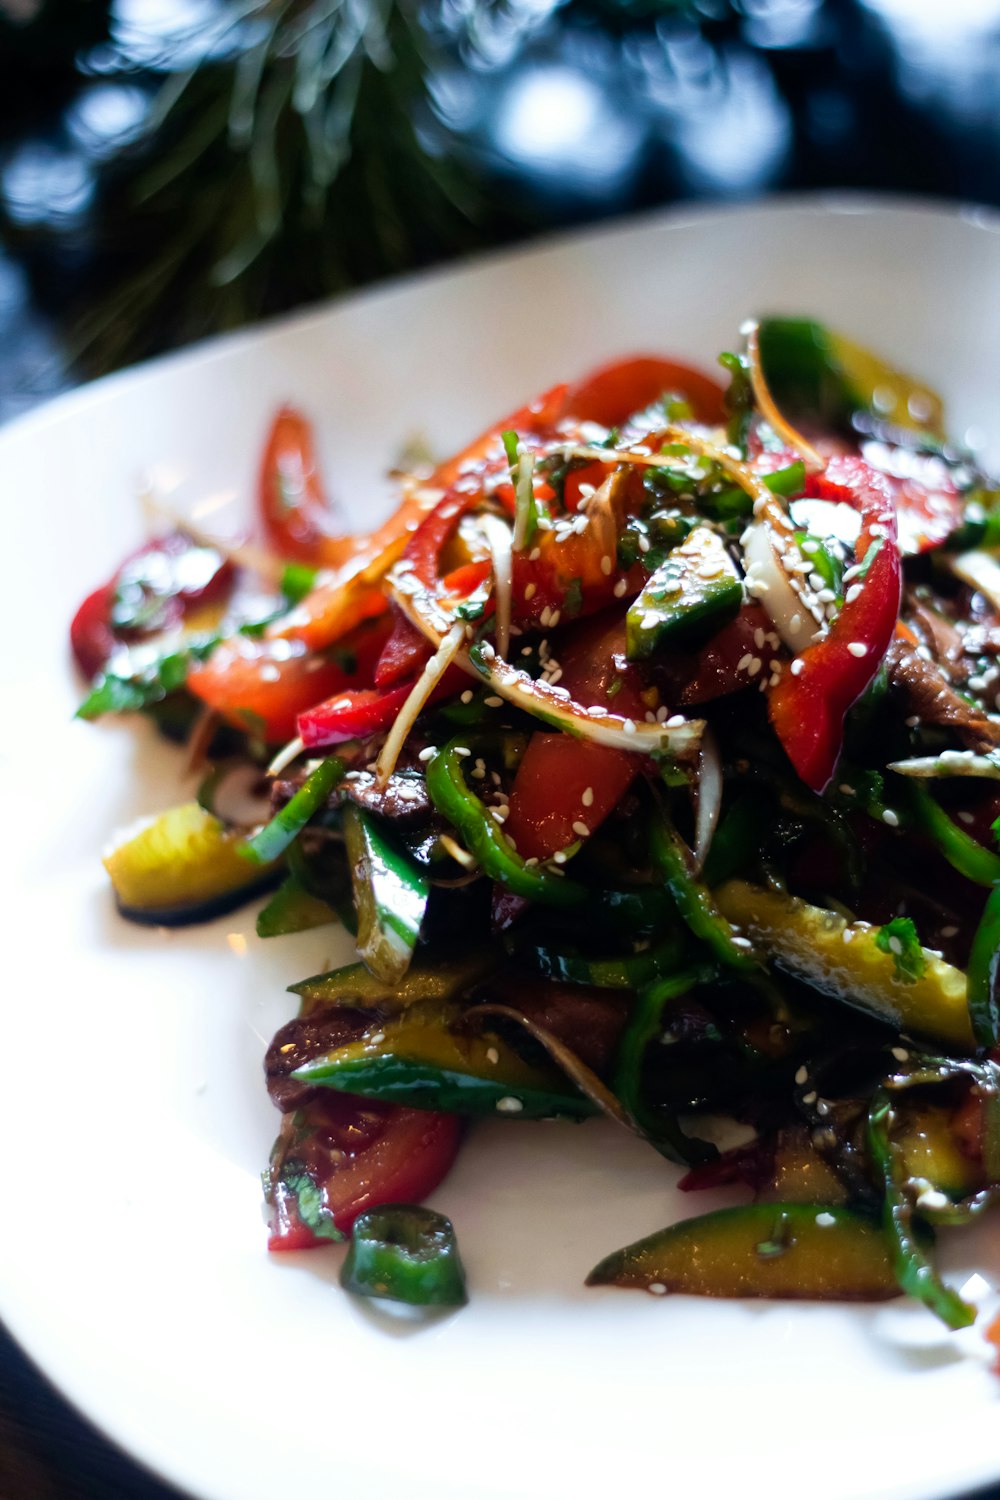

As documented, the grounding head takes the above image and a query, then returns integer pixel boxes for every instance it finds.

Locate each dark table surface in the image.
[3,1,1000,1494]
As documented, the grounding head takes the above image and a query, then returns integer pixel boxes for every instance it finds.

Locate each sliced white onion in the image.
[692,726,723,876]
[477,511,513,659]
[948,550,1000,613]
[375,621,467,786]
[511,444,537,552]
[267,736,305,777]
[742,520,824,651]
[469,643,704,758]
[888,751,1000,780]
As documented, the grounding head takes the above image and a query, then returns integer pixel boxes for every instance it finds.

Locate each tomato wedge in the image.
[267,1092,462,1249]
[561,355,726,428]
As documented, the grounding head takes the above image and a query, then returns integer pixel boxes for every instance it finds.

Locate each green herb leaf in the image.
[281,562,318,605]
[875,917,926,983]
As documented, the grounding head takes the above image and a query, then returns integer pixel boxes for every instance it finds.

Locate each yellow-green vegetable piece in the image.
[714,881,974,1052]
[103,801,279,915]
[586,1203,899,1300]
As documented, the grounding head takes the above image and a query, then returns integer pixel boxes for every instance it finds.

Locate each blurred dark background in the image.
[2,1,1000,1495]
[0,0,999,425]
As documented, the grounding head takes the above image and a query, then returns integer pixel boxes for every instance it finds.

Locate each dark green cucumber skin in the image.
[294,1053,598,1120]
[115,866,282,927]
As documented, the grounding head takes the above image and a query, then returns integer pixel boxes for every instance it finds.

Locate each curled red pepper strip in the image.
[298,666,466,748]
[767,456,901,793]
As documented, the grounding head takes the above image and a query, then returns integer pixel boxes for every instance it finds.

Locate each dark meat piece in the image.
[472,977,630,1077]
[265,1004,378,1112]
[885,636,1000,750]
[272,764,431,825]
[908,601,967,677]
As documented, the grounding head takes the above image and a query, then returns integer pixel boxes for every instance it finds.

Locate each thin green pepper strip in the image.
[340,1205,467,1307]
[905,783,1000,888]
[967,885,1000,1048]
[649,807,759,971]
[514,932,684,989]
[240,757,345,865]
[426,737,586,908]
[866,1089,975,1329]
[613,966,718,1165]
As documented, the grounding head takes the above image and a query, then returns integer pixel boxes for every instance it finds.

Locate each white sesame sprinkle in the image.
[601,555,613,575]
[485,696,503,707]
[647,1282,667,1296]
[891,1046,910,1063]
[460,689,474,704]
[847,641,867,658]
[496,1096,524,1113]
[790,658,805,676]
[529,547,541,562]
[941,925,959,938]
[737,653,754,672]
[815,1212,836,1228]
[418,745,437,762]
[666,714,686,728]
[613,579,628,598]
[553,850,568,864]
[454,746,471,757]
[842,928,855,943]
[958,811,975,826]
[888,935,903,956]
[572,820,590,839]
[747,657,762,677]
[802,1091,817,1106]
[845,584,862,604]
[582,786,594,807]
[789,613,802,632]
[486,1047,500,1064]
[524,583,537,601]
[637,534,651,554]
[538,604,552,626]
[882,809,900,828]
[754,627,766,650]
[795,1066,808,1086]
[623,718,636,734]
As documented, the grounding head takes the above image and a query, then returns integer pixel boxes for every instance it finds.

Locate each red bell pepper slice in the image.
[298,664,466,748]
[560,355,726,428]
[70,583,118,679]
[187,614,393,743]
[429,382,568,490]
[767,456,901,793]
[259,405,354,566]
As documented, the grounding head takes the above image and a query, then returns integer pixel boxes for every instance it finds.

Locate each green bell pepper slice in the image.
[626,525,742,658]
[290,949,497,1015]
[240,756,345,865]
[513,932,684,990]
[426,737,586,908]
[650,810,759,972]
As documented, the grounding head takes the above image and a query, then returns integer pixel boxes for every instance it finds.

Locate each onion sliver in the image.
[692,727,723,877]
[742,520,824,652]
[470,643,703,758]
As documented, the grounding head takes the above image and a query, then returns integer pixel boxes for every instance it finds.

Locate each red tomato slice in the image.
[267,1093,462,1250]
[562,355,726,428]
[188,615,391,742]
[502,616,648,864]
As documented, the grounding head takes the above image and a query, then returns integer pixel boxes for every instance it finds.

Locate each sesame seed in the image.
[647,1283,667,1296]
[524,583,537,601]
[529,547,541,562]
[601,555,613,576]
[747,657,762,677]
[549,610,561,627]
[623,718,636,734]
[847,641,867,658]
[794,1065,809,1086]
[802,1091,817,1106]
[486,1047,499,1064]
[637,534,651,554]
[737,653,754,672]
[553,850,568,864]
[582,786,594,807]
[941,925,959,938]
[789,613,802,632]
[809,572,826,592]
[572,820,590,838]
[460,689,474,704]
[454,746,471,757]
[882,809,900,827]
[496,1096,523,1113]
[485,696,503,707]
[845,584,862,604]
[731,936,752,949]
[891,1046,910,1063]
[754,628,766,649]
[842,928,855,943]
[418,745,437,762]
[815,1212,836,1228]
[666,714,685,728]
[888,935,903,955]
[958,811,975,826]
[539,604,552,627]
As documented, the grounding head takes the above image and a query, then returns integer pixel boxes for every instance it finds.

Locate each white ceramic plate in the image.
[4,197,1000,1500]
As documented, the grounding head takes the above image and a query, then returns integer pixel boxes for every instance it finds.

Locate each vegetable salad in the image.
[73,319,1000,1332]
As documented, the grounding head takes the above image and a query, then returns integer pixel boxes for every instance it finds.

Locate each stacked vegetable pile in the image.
[73,320,1000,1323]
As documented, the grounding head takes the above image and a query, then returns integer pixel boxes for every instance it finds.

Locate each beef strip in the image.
[885,635,1000,750]
[272,763,432,825]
